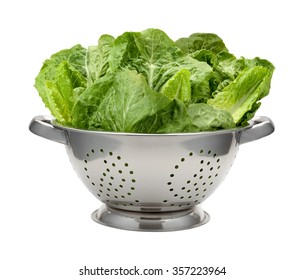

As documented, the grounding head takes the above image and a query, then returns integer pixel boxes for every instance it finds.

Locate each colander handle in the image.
[239,116,275,145]
[29,115,68,145]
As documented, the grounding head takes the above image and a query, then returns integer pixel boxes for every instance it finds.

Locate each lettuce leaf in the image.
[187,103,235,131]
[160,69,191,103]
[175,33,228,54]
[72,70,171,132]
[207,64,274,124]
[108,29,213,102]
[85,34,114,85]
[34,45,87,125]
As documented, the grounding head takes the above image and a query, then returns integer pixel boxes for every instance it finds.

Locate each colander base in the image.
[91,205,210,232]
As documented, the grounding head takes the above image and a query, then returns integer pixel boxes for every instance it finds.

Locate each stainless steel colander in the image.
[29,115,274,231]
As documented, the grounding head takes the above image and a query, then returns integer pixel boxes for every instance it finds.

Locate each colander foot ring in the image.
[91,205,210,232]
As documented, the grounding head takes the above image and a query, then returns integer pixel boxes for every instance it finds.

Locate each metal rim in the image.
[91,205,210,232]
[51,119,254,137]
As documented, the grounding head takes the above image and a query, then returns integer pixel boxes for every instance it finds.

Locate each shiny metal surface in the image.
[29,115,274,231]
[92,205,210,231]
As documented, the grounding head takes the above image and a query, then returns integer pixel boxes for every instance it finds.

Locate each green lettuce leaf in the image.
[160,69,191,103]
[108,29,183,89]
[85,34,115,85]
[155,100,193,133]
[187,103,235,131]
[72,70,172,132]
[34,46,87,125]
[207,64,274,124]
[154,101,235,133]
[108,28,213,102]
[175,33,228,55]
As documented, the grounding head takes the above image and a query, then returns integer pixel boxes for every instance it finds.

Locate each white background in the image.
[1,0,303,279]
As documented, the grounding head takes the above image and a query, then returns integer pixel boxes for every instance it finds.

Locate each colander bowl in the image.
[29,115,274,231]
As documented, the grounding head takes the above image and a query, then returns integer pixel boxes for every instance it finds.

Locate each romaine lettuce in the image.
[34,28,274,133]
